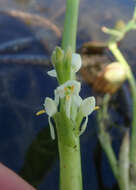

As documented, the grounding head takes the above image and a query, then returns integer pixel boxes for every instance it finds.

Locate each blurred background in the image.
[0,0,135,189]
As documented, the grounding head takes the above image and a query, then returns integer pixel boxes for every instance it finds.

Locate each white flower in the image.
[76,96,96,136]
[79,97,96,117]
[70,95,82,121]
[47,70,57,77]
[71,53,82,72]
[55,80,81,99]
[54,80,81,118]
[43,98,57,140]
[47,53,82,79]
[72,95,82,107]
[44,97,57,117]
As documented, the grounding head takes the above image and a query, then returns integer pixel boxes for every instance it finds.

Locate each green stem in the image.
[58,137,82,190]
[118,132,130,190]
[97,94,131,190]
[108,43,131,71]
[54,111,83,190]
[109,43,136,165]
[109,43,136,189]
[97,94,118,180]
[62,0,79,52]
[56,1,82,189]
[98,130,118,180]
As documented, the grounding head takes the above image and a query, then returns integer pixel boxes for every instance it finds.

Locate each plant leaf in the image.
[19,126,58,187]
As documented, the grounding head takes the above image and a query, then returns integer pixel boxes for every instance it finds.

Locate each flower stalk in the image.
[62,0,79,52]
[37,0,98,189]
[54,111,82,190]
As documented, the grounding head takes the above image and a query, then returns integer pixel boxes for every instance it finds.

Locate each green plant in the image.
[97,6,136,190]
[37,0,98,190]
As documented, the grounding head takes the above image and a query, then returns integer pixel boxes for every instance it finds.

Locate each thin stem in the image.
[118,131,130,190]
[109,43,136,166]
[98,130,118,180]
[62,0,79,52]
[109,43,131,70]
[97,94,118,180]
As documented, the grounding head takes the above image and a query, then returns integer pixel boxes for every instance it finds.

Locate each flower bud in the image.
[51,47,64,83]
[51,47,64,65]
[63,47,72,80]
[72,53,82,72]
[55,47,64,62]
[114,20,125,31]
[104,62,127,84]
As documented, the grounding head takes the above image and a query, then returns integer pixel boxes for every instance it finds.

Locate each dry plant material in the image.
[0,55,49,66]
[0,37,34,53]
[80,41,126,94]
[1,9,61,38]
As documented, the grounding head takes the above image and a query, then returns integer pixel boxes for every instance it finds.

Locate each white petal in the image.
[71,95,82,121]
[79,96,95,116]
[65,96,71,118]
[48,117,55,140]
[73,95,82,107]
[79,116,88,136]
[47,70,57,77]
[67,80,81,96]
[54,89,59,106]
[55,80,81,98]
[72,53,82,72]
[44,97,57,117]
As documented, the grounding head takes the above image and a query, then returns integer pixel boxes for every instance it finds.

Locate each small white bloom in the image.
[79,96,95,116]
[43,98,57,140]
[56,80,81,99]
[72,95,82,107]
[44,97,57,117]
[47,69,57,77]
[70,95,82,121]
[71,53,82,72]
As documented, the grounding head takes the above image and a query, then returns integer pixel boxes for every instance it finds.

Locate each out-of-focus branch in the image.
[1,9,61,38]
[0,55,49,66]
